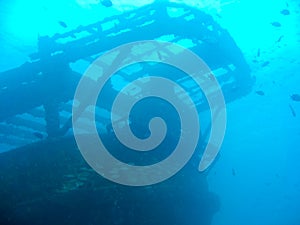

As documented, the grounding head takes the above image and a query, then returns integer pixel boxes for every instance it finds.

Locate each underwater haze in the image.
[0,0,300,225]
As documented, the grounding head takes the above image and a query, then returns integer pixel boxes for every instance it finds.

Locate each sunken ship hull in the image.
[0,135,219,225]
[0,2,253,225]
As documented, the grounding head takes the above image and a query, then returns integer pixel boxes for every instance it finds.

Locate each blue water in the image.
[1,0,300,225]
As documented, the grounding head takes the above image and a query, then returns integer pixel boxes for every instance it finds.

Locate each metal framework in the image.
[0,2,254,150]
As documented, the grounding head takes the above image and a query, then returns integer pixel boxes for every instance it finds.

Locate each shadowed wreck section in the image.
[0,135,220,225]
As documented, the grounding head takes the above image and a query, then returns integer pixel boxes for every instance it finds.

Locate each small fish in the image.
[33,132,44,139]
[58,21,68,28]
[280,9,290,15]
[289,104,296,117]
[291,94,300,102]
[255,90,265,96]
[216,14,222,19]
[232,168,236,176]
[276,35,284,43]
[261,61,270,67]
[271,22,282,27]
[100,0,113,7]
[257,48,260,57]
[264,181,272,186]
